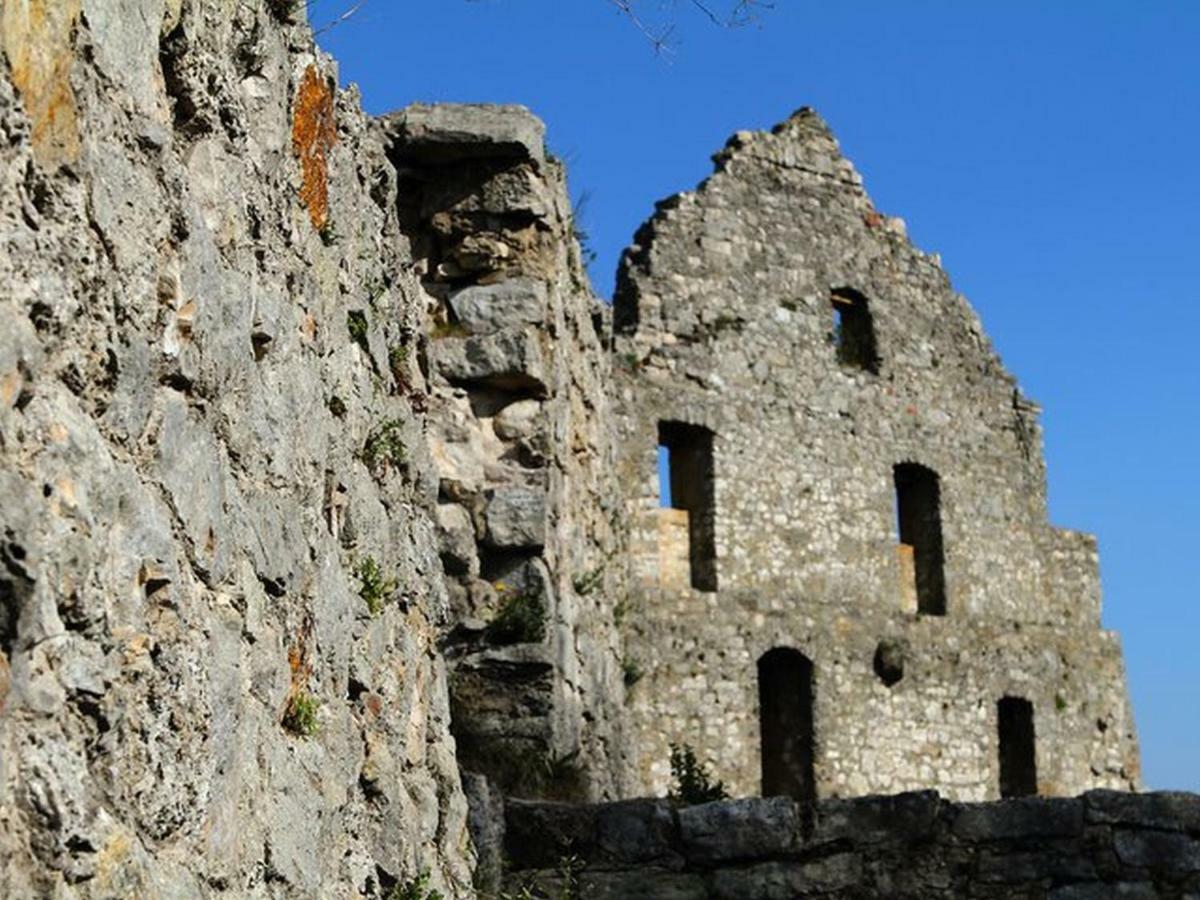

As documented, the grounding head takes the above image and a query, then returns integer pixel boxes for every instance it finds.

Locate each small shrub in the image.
[328,395,347,418]
[362,419,406,473]
[542,750,585,794]
[668,742,727,805]
[387,871,443,900]
[357,556,396,616]
[1055,693,1068,712]
[347,310,369,352]
[555,854,583,900]
[622,657,643,689]
[486,590,546,645]
[283,691,319,737]
[319,220,338,246]
[571,190,598,269]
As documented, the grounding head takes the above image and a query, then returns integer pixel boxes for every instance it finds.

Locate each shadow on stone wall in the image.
[480,789,1200,899]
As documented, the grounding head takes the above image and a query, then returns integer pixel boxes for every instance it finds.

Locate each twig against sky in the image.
[607,0,774,51]
[312,0,367,36]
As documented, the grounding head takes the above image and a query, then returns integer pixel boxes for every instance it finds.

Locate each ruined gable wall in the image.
[612,109,1139,801]
[0,2,474,895]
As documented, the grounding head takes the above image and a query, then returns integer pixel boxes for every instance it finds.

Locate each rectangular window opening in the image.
[998,696,1038,798]
[894,462,947,616]
[658,421,717,592]
[831,289,879,373]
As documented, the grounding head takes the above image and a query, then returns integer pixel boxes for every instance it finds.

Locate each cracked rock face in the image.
[0,3,472,896]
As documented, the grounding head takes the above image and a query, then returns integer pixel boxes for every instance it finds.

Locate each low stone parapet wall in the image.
[491,790,1200,898]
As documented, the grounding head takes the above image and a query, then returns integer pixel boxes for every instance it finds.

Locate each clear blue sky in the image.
[318,0,1200,791]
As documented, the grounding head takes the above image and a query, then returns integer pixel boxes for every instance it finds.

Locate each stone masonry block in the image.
[432,327,547,394]
[387,102,545,164]
[484,486,546,549]
[678,797,801,863]
[449,278,548,333]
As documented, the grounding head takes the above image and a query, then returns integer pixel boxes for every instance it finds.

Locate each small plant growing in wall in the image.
[361,419,406,474]
[282,690,320,737]
[572,565,604,597]
[388,344,408,382]
[668,742,727,805]
[387,871,443,900]
[357,555,396,615]
[486,588,546,645]
[347,310,370,353]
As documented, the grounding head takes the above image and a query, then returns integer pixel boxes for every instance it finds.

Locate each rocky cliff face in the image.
[0,2,474,895]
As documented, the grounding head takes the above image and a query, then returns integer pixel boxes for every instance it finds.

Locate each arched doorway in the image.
[758,648,815,803]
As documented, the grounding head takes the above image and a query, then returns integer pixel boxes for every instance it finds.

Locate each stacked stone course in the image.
[495,791,1200,899]
[382,103,633,806]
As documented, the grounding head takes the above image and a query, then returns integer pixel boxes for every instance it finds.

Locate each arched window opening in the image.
[893,463,947,616]
[758,648,815,804]
[657,421,717,592]
[998,696,1038,798]
[831,288,879,373]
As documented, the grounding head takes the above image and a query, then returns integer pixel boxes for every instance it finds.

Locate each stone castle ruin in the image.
[609,111,1141,803]
[0,4,1178,898]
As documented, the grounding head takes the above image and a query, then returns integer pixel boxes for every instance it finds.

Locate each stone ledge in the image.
[385,102,545,165]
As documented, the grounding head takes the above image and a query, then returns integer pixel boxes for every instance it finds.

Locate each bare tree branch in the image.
[606,0,675,54]
[312,0,367,36]
[607,0,773,51]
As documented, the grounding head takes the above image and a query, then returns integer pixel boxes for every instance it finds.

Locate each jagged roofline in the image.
[613,107,845,333]
[610,106,1033,407]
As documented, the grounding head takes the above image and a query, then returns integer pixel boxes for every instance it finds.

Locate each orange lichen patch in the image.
[291,65,336,231]
[2,0,82,169]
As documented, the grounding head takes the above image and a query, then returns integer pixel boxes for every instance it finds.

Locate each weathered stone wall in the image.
[0,0,1154,892]
[499,791,1200,899]
[383,105,634,803]
[611,109,1140,800]
[0,2,474,895]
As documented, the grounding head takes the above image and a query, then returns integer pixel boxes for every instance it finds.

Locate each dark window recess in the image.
[658,421,718,592]
[894,463,947,616]
[758,648,816,804]
[831,288,879,373]
[998,696,1038,798]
